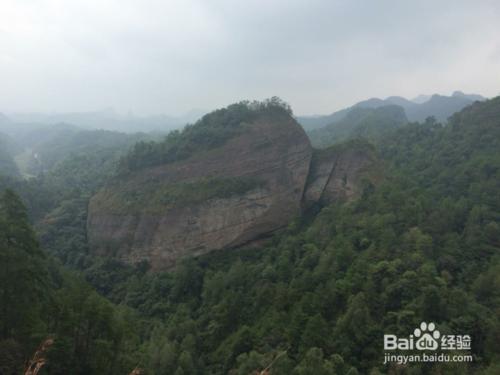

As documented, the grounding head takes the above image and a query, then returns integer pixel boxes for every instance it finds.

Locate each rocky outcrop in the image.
[87,110,381,271]
[87,111,313,270]
[303,140,380,209]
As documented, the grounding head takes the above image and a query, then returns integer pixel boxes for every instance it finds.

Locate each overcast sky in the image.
[1,0,500,116]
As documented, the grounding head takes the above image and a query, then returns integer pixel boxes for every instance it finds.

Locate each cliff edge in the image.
[88,101,312,270]
[87,101,381,270]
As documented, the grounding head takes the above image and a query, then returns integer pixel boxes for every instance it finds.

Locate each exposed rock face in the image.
[87,112,313,270]
[303,141,380,208]
[88,109,381,271]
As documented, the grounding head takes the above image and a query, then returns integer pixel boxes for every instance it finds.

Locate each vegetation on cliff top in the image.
[305,138,381,193]
[119,97,293,173]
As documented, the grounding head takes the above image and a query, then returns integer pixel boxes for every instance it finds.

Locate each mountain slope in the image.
[1,96,499,374]
[0,132,21,177]
[6,108,195,133]
[88,99,314,270]
[87,99,383,270]
[405,93,479,122]
[88,96,500,374]
[297,91,485,131]
[307,105,408,148]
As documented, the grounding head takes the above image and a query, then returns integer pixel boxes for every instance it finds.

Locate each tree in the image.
[292,348,336,375]
[0,189,48,349]
[300,314,331,353]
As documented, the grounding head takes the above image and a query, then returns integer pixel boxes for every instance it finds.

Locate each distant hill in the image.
[0,118,162,178]
[6,108,205,133]
[308,105,408,148]
[405,93,475,123]
[411,94,432,104]
[0,116,23,177]
[0,132,21,177]
[22,125,158,175]
[297,91,486,131]
[294,107,351,131]
[450,91,486,102]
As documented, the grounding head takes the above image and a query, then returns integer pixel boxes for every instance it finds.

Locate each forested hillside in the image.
[0,125,162,265]
[81,97,499,374]
[0,190,142,374]
[0,132,20,177]
[119,97,292,173]
[307,105,407,148]
[297,91,485,132]
[0,97,499,374]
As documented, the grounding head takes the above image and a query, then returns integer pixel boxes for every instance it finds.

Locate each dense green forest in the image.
[307,105,408,148]
[0,97,499,374]
[119,97,292,173]
[0,189,142,374]
[0,133,21,178]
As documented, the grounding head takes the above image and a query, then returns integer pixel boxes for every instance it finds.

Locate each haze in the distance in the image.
[1,0,500,117]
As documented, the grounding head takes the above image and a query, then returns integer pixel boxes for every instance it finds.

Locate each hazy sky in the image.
[1,0,500,116]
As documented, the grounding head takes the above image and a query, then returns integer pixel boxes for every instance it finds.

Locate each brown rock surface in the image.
[303,141,381,208]
[87,112,312,270]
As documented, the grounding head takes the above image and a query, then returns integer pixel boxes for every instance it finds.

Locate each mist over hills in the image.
[297,91,487,131]
[0,131,21,177]
[0,90,487,180]
[0,107,204,178]
[0,114,163,179]
[4,108,206,134]
[1,90,483,140]
[308,105,408,148]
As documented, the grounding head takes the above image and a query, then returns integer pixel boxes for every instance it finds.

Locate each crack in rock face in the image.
[87,110,379,271]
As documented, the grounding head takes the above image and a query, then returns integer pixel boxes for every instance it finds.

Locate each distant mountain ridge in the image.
[297,91,486,130]
[308,105,408,148]
[4,108,207,134]
[0,131,21,177]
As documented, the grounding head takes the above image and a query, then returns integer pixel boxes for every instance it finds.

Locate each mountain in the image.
[20,125,153,171]
[405,93,479,122]
[294,107,351,131]
[308,105,408,148]
[0,116,23,177]
[1,96,499,374]
[87,99,380,270]
[384,95,416,107]
[297,91,485,131]
[86,96,500,373]
[296,95,409,131]
[6,108,206,133]
[412,94,432,103]
[0,132,21,177]
[303,139,380,208]
[0,119,162,179]
[451,90,486,101]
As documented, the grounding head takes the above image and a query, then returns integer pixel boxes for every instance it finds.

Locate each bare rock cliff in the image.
[87,110,381,271]
[303,141,381,209]
[87,112,312,270]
